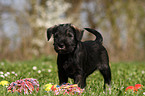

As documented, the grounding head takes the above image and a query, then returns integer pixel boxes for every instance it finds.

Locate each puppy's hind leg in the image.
[99,66,111,94]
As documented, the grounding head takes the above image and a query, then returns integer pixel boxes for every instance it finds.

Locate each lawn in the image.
[0,56,145,96]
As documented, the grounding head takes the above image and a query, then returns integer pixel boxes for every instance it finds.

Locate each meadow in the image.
[0,56,145,96]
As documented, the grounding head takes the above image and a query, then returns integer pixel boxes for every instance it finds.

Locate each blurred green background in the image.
[0,0,145,62]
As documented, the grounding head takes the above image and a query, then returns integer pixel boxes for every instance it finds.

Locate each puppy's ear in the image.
[71,25,84,41]
[46,25,57,41]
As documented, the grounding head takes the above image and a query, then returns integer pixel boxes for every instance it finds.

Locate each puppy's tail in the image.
[84,28,103,44]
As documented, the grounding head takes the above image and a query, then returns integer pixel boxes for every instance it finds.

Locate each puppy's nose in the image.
[58,44,65,49]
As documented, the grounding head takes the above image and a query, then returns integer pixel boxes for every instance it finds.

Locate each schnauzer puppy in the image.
[46,23,111,89]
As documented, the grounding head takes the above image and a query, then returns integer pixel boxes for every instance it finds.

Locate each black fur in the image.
[47,23,111,89]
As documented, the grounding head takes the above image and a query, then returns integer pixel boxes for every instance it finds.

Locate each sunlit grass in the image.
[0,56,145,96]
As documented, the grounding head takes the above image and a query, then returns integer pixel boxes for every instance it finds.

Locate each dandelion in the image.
[38,70,41,74]
[0,71,3,74]
[0,75,4,78]
[33,66,37,70]
[48,69,51,72]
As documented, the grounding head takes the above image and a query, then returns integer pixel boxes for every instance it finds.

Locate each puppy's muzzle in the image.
[58,44,66,50]
[54,43,66,53]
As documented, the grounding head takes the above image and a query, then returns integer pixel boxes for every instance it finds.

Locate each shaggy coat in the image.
[47,24,111,89]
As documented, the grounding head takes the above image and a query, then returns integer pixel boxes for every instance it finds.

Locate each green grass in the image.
[0,56,145,96]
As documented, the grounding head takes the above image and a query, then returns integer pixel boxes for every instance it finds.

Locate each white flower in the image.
[1,62,4,65]
[0,75,4,78]
[143,92,145,95]
[11,71,15,74]
[0,71,4,74]
[142,70,145,74]
[38,70,41,74]
[48,69,51,72]
[6,72,10,75]
[33,66,37,70]
[15,74,18,76]
[4,74,8,77]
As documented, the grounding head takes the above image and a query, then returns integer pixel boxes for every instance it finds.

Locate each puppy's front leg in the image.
[57,55,68,85]
[74,75,86,88]
[58,70,68,85]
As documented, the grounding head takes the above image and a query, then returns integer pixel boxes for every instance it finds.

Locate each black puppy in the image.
[47,23,111,89]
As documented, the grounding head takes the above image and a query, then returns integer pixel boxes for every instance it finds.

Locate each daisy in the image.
[4,74,8,77]
[33,66,37,70]
[6,72,10,75]
[0,71,3,74]
[48,69,51,72]
[11,71,15,74]
[38,70,41,74]
[0,75,4,78]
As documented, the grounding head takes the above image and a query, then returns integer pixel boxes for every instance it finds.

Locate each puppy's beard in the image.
[54,46,75,54]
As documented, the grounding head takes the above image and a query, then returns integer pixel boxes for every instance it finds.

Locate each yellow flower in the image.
[0,80,9,86]
[44,84,58,91]
[44,84,53,91]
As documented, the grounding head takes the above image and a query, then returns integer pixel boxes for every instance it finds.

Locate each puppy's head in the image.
[47,23,84,54]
